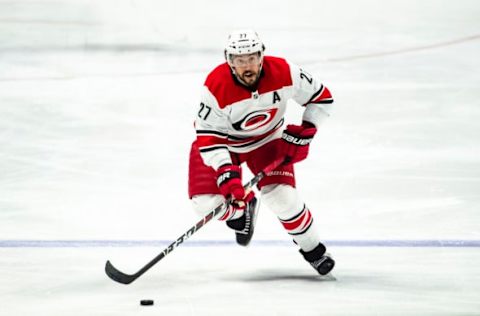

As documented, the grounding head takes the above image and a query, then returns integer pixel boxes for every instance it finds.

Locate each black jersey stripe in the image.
[196,130,228,138]
[199,145,228,153]
[303,85,324,106]
[310,98,334,104]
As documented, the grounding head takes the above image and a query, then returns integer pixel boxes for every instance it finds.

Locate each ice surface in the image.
[1,0,480,315]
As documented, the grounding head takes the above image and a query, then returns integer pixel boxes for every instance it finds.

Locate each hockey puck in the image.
[140,299,154,306]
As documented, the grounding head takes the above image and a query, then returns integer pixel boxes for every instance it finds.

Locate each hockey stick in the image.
[105,157,284,284]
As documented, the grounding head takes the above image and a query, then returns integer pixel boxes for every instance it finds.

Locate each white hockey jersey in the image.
[195,56,333,170]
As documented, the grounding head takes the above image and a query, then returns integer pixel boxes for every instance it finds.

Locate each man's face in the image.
[230,53,262,87]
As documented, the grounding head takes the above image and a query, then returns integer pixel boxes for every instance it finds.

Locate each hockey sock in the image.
[279,204,313,235]
[219,204,244,221]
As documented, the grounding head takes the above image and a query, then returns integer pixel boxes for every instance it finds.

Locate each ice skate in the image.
[300,242,335,275]
[226,196,259,246]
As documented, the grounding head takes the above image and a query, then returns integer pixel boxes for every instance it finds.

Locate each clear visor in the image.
[229,52,262,68]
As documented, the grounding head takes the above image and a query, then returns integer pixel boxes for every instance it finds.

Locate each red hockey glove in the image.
[281,122,317,164]
[216,164,247,201]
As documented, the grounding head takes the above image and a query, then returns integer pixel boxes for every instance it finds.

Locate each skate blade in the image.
[319,273,337,281]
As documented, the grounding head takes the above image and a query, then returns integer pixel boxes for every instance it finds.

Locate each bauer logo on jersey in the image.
[232,108,278,131]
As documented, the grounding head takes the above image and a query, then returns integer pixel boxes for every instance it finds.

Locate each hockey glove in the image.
[281,122,317,165]
[216,165,254,205]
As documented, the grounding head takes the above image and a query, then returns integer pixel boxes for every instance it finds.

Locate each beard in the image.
[238,70,260,87]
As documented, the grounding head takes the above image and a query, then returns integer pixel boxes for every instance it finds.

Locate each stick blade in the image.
[105,260,137,285]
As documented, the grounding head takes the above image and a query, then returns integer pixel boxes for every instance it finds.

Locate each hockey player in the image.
[188,30,335,275]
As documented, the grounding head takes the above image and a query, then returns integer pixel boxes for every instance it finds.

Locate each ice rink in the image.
[1,0,480,315]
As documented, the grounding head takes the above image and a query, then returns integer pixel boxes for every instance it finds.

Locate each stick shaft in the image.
[105,157,284,284]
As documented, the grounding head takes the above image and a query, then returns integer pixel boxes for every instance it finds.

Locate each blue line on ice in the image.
[0,240,479,248]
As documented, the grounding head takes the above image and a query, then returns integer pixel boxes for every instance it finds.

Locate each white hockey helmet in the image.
[224,30,265,65]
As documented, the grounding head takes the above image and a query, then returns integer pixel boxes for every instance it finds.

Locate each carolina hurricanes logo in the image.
[232,108,278,131]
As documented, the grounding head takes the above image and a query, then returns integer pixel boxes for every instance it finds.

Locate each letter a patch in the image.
[273,91,281,104]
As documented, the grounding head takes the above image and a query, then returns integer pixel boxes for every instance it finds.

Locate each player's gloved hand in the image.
[216,164,253,204]
[216,165,255,221]
[281,122,317,164]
